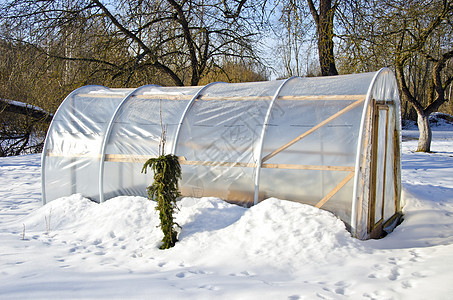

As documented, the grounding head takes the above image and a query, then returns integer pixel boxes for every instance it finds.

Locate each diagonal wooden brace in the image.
[262,98,365,163]
[315,171,355,209]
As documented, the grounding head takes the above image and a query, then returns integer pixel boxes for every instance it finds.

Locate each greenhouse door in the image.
[369,102,389,237]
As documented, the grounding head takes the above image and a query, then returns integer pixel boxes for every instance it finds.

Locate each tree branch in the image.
[166,0,201,85]
[426,50,453,114]
[222,0,248,19]
[91,0,183,86]
[306,0,319,27]
[443,76,453,91]
[395,62,424,115]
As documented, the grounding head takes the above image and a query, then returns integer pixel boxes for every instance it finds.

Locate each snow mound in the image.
[19,195,361,272]
[176,198,362,268]
[23,194,163,250]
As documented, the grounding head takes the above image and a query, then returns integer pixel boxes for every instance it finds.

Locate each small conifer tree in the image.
[141,105,181,249]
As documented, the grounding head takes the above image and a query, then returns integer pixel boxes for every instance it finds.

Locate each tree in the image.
[394,1,453,152]
[276,0,339,77]
[338,0,453,152]
[1,0,264,86]
[0,38,56,156]
[307,0,339,76]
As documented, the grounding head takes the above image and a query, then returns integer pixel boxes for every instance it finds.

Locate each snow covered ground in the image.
[1,127,453,299]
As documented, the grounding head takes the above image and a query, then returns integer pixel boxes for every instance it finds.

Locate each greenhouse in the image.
[41,67,402,240]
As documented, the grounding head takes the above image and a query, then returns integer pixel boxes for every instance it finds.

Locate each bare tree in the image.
[276,0,339,77]
[338,0,453,152]
[1,0,264,86]
[395,2,453,152]
[0,37,55,156]
[274,0,318,77]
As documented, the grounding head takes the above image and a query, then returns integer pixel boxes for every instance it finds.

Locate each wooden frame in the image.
[136,94,194,100]
[77,93,366,102]
[82,154,355,209]
[47,94,366,209]
[393,123,401,213]
[261,164,354,171]
[47,152,354,172]
[368,103,390,233]
[278,95,366,101]
[199,94,366,101]
[355,102,373,233]
[77,93,131,98]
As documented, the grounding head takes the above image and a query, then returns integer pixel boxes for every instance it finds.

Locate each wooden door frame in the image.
[368,101,390,236]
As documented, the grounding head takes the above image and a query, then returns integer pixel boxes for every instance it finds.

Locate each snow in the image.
[403,113,453,141]
[1,125,453,299]
[1,98,51,115]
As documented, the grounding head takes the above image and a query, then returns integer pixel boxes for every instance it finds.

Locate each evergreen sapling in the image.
[141,105,181,249]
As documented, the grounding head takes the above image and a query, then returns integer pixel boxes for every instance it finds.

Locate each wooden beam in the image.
[375,100,394,105]
[315,171,355,209]
[46,152,101,159]
[75,93,366,102]
[262,98,365,163]
[199,94,366,101]
[135,94,194,100]
[262,163,354,171]
[393,127,401,212]
[77,93,129,98]
[48,152,355,172]
[278,95,366,101]
[199,95,273,101]
[178,157,257,168]
[105,154,150,163]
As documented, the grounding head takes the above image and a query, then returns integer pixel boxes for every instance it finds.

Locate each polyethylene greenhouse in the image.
[42,68,402,239]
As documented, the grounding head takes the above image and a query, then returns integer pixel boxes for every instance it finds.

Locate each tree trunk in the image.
[317,3,338,77]
[317,24,338,76]
[307,0,339,76]
[416,111,432,152]
[395,60,435,153]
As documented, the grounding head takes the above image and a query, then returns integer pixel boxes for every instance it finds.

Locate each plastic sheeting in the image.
[42,68,402,239]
